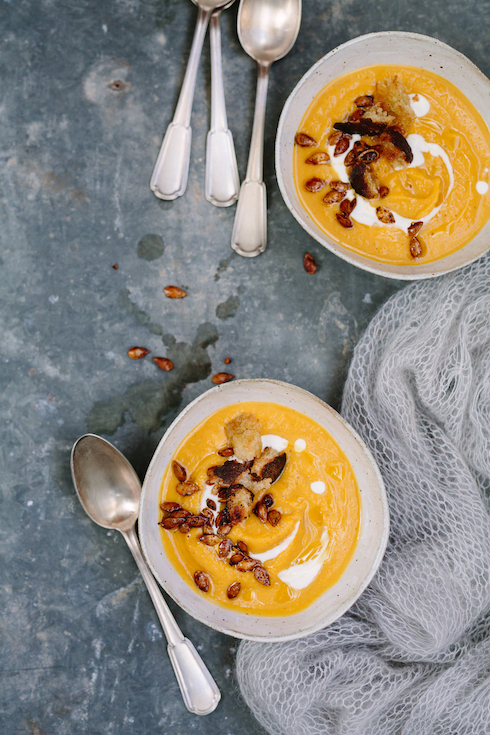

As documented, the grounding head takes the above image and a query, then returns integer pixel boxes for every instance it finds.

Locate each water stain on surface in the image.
[137,234,165,261]
[87,323,219,435]
[216,294,239,320]
[214,258,229,281]
[118,289,163,335]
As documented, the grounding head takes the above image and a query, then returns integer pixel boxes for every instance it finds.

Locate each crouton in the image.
[349,162,380,199]
[208,458,273,497]
[365,76,415,135]
[362,104,395,127]
[380,128,413,164]
[225,485,255,526]
[251,448,287,484]
[208,459,247,486]
[224,412,262,462]
[238,472,272,495]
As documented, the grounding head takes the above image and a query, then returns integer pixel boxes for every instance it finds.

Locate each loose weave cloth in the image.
[237,254,490,735]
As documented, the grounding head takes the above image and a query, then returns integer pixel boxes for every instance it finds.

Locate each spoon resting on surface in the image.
[231,0,302,256]
[150,0,232,201]
[70,433,221,716]
[205,0,240,207]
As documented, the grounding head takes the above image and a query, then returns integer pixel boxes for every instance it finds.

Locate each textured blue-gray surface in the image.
[2,0,490,733]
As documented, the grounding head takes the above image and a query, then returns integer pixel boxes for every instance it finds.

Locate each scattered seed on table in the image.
[153,356,173,371]
[127,346,150,359]
[303,252,317,274]
[164,285,187,299]
[212,372,234,384]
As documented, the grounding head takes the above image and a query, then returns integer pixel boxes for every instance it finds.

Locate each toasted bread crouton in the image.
[362,104,395,127]
[378,136,406,167]
[349,162,380,199]
[238,472,272,495]
[380,128,413,165]
[208,459,273,496]
[368,77,415,135]
[208,459,247,487]
[251,448,287,485]
[225,485,255,526]
[225,413,262,462]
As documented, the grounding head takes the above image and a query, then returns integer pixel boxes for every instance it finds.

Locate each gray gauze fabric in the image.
[236,254,490,735]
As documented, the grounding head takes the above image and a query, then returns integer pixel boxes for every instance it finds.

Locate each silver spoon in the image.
[150,0,232,201]
[71,434,221,716]
[205,0,240,207]
[231,0,301,256]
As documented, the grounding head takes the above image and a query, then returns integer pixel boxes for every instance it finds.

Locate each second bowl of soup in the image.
[276,32,490,279]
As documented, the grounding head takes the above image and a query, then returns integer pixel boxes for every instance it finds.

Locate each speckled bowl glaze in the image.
[276,31,490,280]
[139,379,389,642]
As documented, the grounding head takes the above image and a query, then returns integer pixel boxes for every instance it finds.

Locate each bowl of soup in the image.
[276,32,490,279]
[139,379,389,641]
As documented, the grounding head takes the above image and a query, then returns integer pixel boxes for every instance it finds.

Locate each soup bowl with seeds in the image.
[139,379,389,641]
[276,31,490,280]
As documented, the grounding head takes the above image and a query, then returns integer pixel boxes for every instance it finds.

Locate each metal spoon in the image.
[70,434,221,716]
[205,0,240,207]
[150,0,232,201]
[231,0,301,256]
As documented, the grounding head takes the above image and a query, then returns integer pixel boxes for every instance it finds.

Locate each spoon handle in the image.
[231,61,270,257]
[205,10,240,207]
[150,6,212,200]
[123,527,221,716]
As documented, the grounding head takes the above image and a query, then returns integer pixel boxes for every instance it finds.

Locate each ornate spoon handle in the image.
[231,61,270,256]
[150,6,212,200]
[123,526,221,715]
[205,8,240,207]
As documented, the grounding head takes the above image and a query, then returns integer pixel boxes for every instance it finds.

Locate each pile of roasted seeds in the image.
[159,413,288,600]
[295,81,427,260]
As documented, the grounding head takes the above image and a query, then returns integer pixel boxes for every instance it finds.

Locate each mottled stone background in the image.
[2,0,490,733]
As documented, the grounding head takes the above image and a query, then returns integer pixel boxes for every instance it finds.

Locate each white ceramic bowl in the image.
[276,31,490,280]
[139,379,389,641]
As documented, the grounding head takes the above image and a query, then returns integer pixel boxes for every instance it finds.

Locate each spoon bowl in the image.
[71,434,221,716]
[71,434,140,532]
[238,0,301,63]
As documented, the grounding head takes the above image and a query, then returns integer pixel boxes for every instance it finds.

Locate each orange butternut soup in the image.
[158,402,361,616]
[294,65,490,265]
